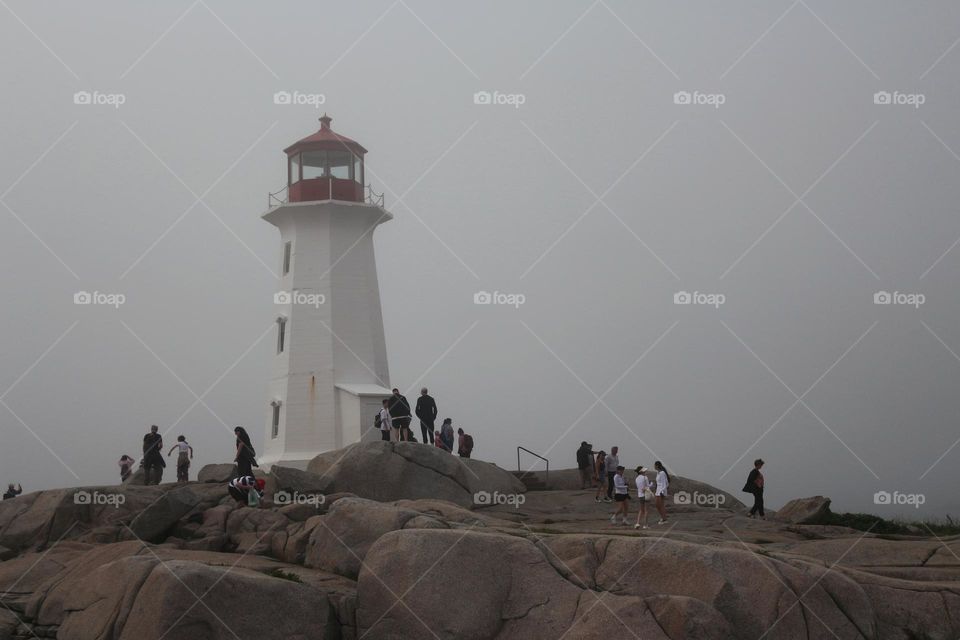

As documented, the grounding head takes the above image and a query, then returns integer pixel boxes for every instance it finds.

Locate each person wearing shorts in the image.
[633,465,652,529]
[610,465,629,525]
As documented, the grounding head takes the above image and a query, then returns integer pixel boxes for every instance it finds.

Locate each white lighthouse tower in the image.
[260,115,393,470]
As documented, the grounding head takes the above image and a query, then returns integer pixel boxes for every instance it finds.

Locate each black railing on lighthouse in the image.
[267,183,386,208]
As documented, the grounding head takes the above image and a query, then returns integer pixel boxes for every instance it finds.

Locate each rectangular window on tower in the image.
[276,318,286,354]
[282,241,292,275]
[271,403,281,438]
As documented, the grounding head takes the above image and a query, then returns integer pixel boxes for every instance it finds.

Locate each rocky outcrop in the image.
[776,495,832,524]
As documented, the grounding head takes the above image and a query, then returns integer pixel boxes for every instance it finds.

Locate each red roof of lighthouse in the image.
[283,114,367,155]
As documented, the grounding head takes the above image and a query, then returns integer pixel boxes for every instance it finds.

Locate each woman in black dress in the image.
[234,426,257,478]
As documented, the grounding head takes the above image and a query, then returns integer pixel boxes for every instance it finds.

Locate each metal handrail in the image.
[365,184,384,207]
[517,446,549,485]
[268,184,288,208]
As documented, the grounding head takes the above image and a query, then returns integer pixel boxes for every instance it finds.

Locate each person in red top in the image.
[743,458,765,519]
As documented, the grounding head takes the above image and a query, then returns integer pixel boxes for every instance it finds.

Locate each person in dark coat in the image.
[2,484,21,500]
[234,426,257,478]
[388,388,412,442]
[142,425,165,485]
[415,387,438,445]
[743,458,765,519]
[576,442,595,489]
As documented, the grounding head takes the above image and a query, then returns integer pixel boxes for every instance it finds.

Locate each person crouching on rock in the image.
[168,435,194,483]
[228,476,265,507]
[654,461,670,525]
[610,466,629,525]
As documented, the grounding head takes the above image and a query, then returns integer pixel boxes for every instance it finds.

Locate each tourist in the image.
[439,418,455,453]
[743,458,765,519]
[227,475,265,507]
[457,428,474,458]
[2,483,21,500]
[434,429,448,451]
[167,435,194,483]
[388,388,412,442]
[605,446,620,500]
[142,425,165,485]
[378,398,393,441]
[415,387,438,445]
[610,466,629,525]
[576,442,594,489]
[594,451,608,502]
[118,455,135,483]
[654,461,670,524]
[234,426,257,478]
[633,466,652,529]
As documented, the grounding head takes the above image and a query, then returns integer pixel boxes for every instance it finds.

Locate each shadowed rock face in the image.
[0,445,957,639]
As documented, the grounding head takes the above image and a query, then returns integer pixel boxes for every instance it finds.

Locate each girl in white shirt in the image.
[610,466,630,526]
[654,461,670,524]
[633,466,652,529]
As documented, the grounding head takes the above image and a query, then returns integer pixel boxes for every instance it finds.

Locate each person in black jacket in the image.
[743,458,765,519]
[234,426,258,478]
[389,388,412,442]
[415,387,438,445]
[142,425,165,485]
[576,442,595,489]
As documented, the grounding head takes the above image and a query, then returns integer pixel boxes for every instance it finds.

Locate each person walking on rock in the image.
[605,446,620,501]
[234,426,257,478]
[389,388,412,442]
[416,387,438,445]
[610,466,630,525]
[594,451,608,502]
[378,398,393,442]
[2,483,21,500]
[118,455,135,483]
[576,442,595,489]
[654,461,670,525]
[440,418,455,453]
[457,428,474,458]
[634,466,652,529]
[743,458,765,519]
[168,435,194,483]
[142,425,165,485]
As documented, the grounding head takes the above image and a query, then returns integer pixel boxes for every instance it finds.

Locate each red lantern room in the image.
[282,114,367,203]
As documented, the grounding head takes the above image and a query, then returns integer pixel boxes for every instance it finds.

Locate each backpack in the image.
[374,412,383,429]
[463,434,474,453]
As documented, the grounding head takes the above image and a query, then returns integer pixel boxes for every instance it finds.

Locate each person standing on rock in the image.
[2,483,21,500]
[142,425,165,485]
[610,466,630,525]
[440,418,455,453]
[378,398,393,441]
[234,426,257,478]
[576,442,595,489]
[594,451,607,502]
[634,466,652,529]
[389,388,412,442]
[743,458,765,519]
[654,461,670,524]
[457,428,474,458]
[416,387,438,445]
[167,435,194,483]
[118,455,135,483]
[605,446,620,501]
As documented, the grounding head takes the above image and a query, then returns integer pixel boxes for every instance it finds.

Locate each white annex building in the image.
[259,115,393,470]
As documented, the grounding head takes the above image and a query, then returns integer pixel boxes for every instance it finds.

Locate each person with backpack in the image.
[743,458,765,519]
[457,428,474,458]
[227,475,265,507]
[654,461,670,525]
[167,435,194,483]
[377,398,392,441]
[142,425,165,485]
[416,387,438,445]
[234,426,257,478]
[593,451,608,502]
[633,466,653,529]
[576,442,595,489]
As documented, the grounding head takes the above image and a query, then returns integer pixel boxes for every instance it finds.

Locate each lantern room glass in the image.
[290,150,361,184]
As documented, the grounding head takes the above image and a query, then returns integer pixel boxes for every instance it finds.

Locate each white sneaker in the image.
[642,525,649,529]
[610,515,617,524]
[657,519,667,525]
[633,523,640,529]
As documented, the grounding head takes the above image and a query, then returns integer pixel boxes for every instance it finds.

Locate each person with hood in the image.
[743,458,766,519]
[415,387,438,445]
[142,425,165,485]
[576,442,595,489]
[439,418,455,453]
[234,426,257,478]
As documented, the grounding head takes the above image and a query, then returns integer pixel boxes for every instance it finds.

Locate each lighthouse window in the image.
[271,403,281,438]
[276,318,286,354]
[354,154,363,184]
[328,150,352,180]
[289,153,301,183]
[282,241,292,275]
[302,151,328,179]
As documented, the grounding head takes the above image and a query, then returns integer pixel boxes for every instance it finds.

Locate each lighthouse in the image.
[260,115,393,470]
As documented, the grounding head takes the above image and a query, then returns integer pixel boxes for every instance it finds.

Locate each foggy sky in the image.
[1,0,958,519]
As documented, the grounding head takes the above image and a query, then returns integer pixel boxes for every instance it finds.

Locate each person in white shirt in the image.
[633,466,652,529]
[604,446,620,502]
[609,466,630,525]
[654,460,670,524]
[167,435,193,483]
[379,399,393,441]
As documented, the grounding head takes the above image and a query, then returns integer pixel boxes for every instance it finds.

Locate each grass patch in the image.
[267,568,303,583]
[815,512,960,536]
